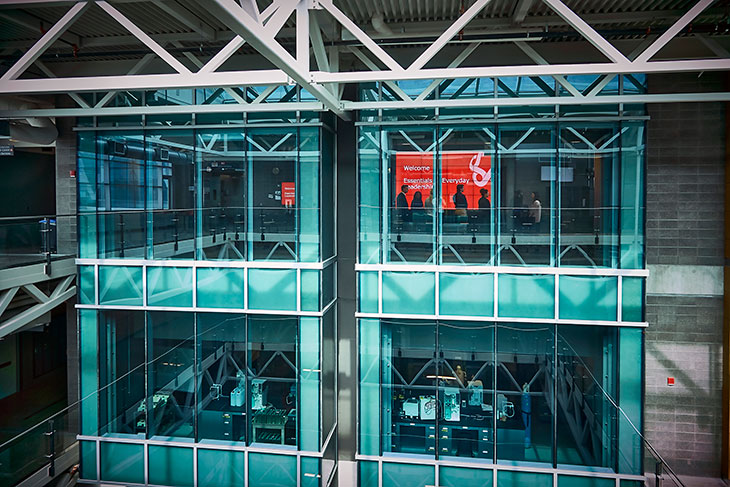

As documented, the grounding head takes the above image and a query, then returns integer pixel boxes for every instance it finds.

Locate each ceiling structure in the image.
[1,0,730,117]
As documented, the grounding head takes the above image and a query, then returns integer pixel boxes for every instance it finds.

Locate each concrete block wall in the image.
[55,115,77,256]
[645,72,725,477]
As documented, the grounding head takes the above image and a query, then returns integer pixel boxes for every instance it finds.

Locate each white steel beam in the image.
[203,0,343,115]
[34,60,91,108]
[696,34,730,58]
[310,12,329,72]
[541,0,629,64]
[415,42,480,101]
[514,41,582,97]
[0,9,81,46]
[96,1,191,74]
[1,2,89,81]
[635,0,716,63]
[408,0,492,71]
[0,287,18,317]
[175,42,247,104]
[0,286,75,340]
[152,0,216,41]
[94,53,156,108]
[512,0,535,24]
[348,46,411,102]
[296,0,309,71]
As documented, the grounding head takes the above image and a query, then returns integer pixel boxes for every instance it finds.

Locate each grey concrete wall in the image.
[55,115,77,256]
[645,72,725,477]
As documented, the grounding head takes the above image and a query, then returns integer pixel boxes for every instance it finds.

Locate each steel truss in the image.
[1,0,730,117]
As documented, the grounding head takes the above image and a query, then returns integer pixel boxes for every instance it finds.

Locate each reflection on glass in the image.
[248,317,298,446]
[98,311,145,437]
[197,313,247,443]
[147,312,195,439]
[496,323,554,464]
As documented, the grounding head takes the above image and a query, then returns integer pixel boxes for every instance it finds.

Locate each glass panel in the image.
[148,445,193,487]
[248,268,297,311]
[78,131,97,258]
[438,127,494,265]
[618,328,643,475]
[198,449,245,487]
[197,313,247,443]
[78,265,95,305]
[248,452,296,487]
[496,323,555,465]
[558,476,615,487]
[558,125,620,268]
[620,122,645,269]
[248,128,298,261]
[147,311,195,439]
[300,317,320,451]
[497,274,554,319]
[80,310,98,435]
[301,269,320,312]
[197,129,246,261]
[439,466,493,487]
[381,320,437,456]
[300,456,321,487]
[621,277,644,322]
[384,128,436,264]
[557,326,617,469]
[439,272,494,317]
[359,461,378,487]
[147,266,193,307]
[359,319,380,456]
[438,321,495,460]
[321,308,336,447]
[99,442,144,484]
[497,126,554,266]
[321,126,335,260]
[299,126,320,261]
[196,267,245,309]
[382,272,435,315]
[147,130,195,259]
[382,462,435,487]
[96,132,146,259]
[558,276,617,322]
[322,263,335,308]
[98,266,143,307]
[359,126,382,264]
[98,310,145,437]
[497,470,552,487]
[248,317,298,447]
[79,440,96,480]
[359,271,378,313]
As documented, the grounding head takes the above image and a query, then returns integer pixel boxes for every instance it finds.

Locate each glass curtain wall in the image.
[358,122,644,268]
[78,119,331,263]
[361,319,641,474]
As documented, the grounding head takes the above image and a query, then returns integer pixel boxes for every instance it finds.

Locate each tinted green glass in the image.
[439,272,493,316]
[299,126,320,262]
[248,269,296,311]
[79,310,98,435]
[248,453,296,487]
[300,317,320,451]
[301,269,320,312]
[148,445,193,487]
[382,463,434,487]
[359,126,382,264]
[198,449,245,487]
[497,274,554,319]
[559,275,617,322]
[100,442,144,484]
[359,271,378,313]
[620,122,645,269]
[440,466,493,487]
[558,476,614,487]
[382,272,435,315]
[147,266,193,307]
[359,319,380,455]
[497,471,552,487]
[78,265,95,305]
[359,461,378,487]
[301,457,321,487]
[622,277,644,322]
[79,440,96,480]
[618,328,643,475]
[196,267,245,309]
[98,266,143,306]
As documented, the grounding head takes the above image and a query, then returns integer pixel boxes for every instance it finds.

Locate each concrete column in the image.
[55,116,77,255]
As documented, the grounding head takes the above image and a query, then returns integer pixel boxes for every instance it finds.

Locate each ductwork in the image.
[0,97,58,145]
[371,12,393,37]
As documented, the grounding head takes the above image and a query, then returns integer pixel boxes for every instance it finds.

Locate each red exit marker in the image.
[667,377,675,386]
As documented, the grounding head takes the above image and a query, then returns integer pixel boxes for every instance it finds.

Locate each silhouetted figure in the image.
[396,184,411,223]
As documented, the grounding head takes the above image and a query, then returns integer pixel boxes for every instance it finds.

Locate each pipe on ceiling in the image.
[0,97,58,145]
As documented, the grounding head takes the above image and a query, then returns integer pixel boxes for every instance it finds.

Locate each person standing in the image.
[453,184,468,219]
[396,184,411,223]
[529,191,542,229]
[478,188,491,227]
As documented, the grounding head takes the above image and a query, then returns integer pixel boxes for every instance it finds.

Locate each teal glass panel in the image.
[99,442,144,484]
[147,266,193,307]
[248,453,296,487]
[197,449,245,487]
[620,122,645,269]
[301,457,321,487]
[148,445,193,487]
[78,265,95,305]
[359,461,378,487]
[440,466,493,487]
[359,271,378,313]
[196,267,245,309]
[248,269,296,311]
[79,440,96,480]
[78,213,97,259]
[98,266,143,306]
[620,481,643,487]
[497,274,554,319]
[439,272,494,316]
[359,319,380,455]
[322,263,335,307]
[321,126,335,260]
[558,476,614,487]
[301,269,321,312]
[382,463,434,487]
[618,328,643,475]
[497,470,552,487]
[359,126,382,264]
[559,275,617,322]
[622,277,644,322]
[300,317,320,451]
[382,272,435,315]
[321,308,336,445]
[79,310,98,435]
[299,126,320,262]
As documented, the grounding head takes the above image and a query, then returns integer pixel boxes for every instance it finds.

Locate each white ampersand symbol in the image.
[469,153,491,187]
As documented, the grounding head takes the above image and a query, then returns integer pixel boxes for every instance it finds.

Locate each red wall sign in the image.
[281,182,296,206]
[395,152,492,209]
